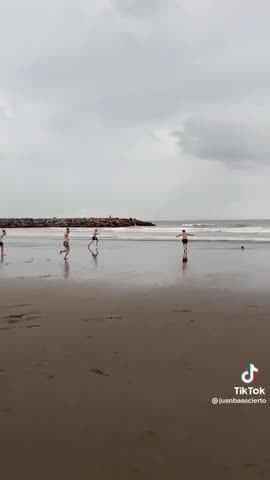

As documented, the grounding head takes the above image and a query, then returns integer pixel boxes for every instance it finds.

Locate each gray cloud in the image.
[112,0,176,17]
[1,0,270,219]
[173,117,270,166]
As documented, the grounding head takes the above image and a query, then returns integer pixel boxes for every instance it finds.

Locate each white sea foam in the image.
[4,220,270,243]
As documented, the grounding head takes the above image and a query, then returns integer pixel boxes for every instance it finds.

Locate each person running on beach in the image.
[0,229,6,260]
[60,227,70,260]
[176,229,194,256]
[89,228,99,249]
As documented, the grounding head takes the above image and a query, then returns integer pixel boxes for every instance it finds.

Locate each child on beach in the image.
[60,227,70,260]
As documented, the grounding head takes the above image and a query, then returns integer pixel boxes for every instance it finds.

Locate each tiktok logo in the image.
[241,364,259,384]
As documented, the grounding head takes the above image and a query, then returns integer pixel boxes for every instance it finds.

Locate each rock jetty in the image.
[0,217,156,228]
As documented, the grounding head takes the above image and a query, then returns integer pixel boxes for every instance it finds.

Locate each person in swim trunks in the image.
[60,227,70,260]
[176,229,194,256]
[0,229,6,260]
[89,228,99,249]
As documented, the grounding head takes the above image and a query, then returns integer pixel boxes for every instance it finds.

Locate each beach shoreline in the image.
[2,237,270,295]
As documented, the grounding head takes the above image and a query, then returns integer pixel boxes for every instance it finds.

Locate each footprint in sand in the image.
[130,467,142,474]
[171,308,192,313]
[144,430,156,438]
[47,375,55,380]
[106,316,123,320]
[0,304,32,310]
[243,464,264,475]
[81,317,104,322]
[90,368,110,377]
[0,407,12,414]
[33,360,49,368]
[8,318,24,324]
[4,311,41,321]
[7,313,26,319]
[1,311,42,329]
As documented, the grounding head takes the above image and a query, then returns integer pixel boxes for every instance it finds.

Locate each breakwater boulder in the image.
[0,217,156,228]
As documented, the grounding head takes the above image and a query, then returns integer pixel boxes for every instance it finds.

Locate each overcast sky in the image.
[1,0,270,219]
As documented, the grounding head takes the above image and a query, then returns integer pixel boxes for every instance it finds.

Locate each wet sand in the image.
[2,238,270,292]
[0,276,269,479]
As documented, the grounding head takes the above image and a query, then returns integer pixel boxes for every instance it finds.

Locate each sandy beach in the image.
[0,242,270,479]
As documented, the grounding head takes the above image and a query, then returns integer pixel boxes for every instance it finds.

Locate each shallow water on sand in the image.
[1,238,270,292]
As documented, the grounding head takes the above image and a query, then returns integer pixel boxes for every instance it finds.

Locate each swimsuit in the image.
[182,238,188,244]
[63,240,69,248]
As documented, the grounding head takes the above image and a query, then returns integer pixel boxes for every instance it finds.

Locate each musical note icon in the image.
[241,363,259,384]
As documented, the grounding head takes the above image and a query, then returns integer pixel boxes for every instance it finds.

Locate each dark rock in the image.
[0,217,156,228]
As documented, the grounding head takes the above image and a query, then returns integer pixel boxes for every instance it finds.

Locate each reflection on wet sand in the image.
[88,246,99,266]
[182,259,188,273]
[64,259,70,279]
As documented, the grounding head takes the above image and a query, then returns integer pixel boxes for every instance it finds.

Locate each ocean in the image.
[5,219,270,244]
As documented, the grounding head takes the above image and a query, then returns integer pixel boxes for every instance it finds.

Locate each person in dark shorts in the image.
[89,228,99,249]
[0,229,6,260]
[176,229,194,257]
[60,227,70,260]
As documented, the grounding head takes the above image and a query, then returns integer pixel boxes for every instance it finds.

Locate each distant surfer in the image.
[176,229,194,260]
[88,228,99,250]
[60,227,70,260]
[0,229,6,260]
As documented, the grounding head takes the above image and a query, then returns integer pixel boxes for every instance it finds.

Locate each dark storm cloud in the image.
[173,117,270,166]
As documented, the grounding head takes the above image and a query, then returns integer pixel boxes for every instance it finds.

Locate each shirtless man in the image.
[60,227,70,260]
[0,229,6,260]
[89,228,99,249]
[176,229,194,257]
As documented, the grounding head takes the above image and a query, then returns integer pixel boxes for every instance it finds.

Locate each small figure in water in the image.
[241,246,245,250]
[89,228,99,249]
[60,227,70,260]
[176,229,194,259]
[0,229,6,261]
